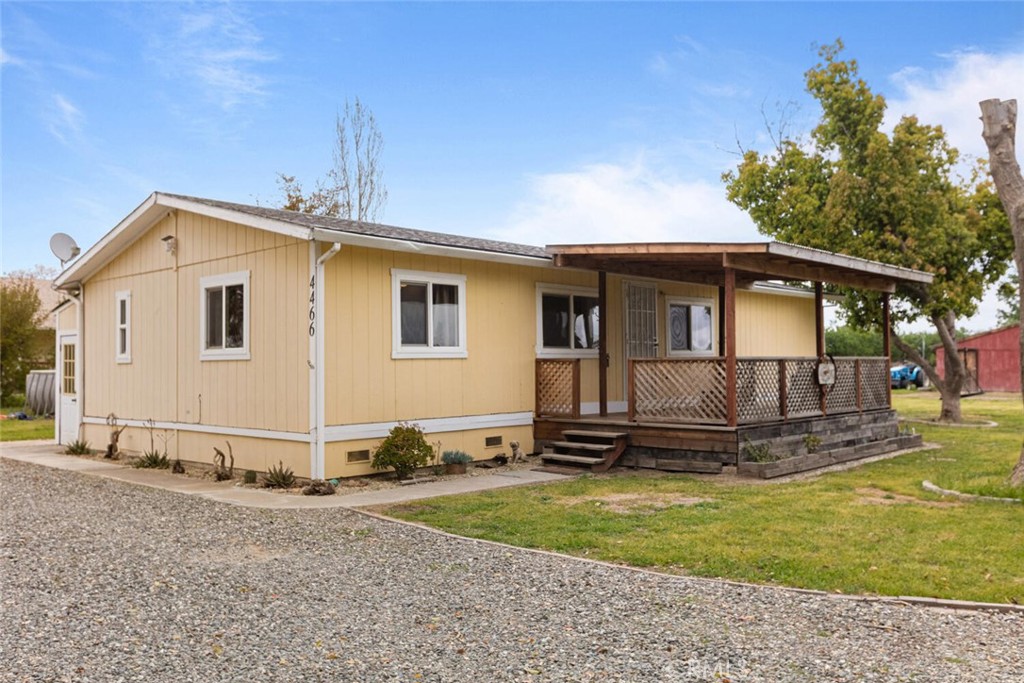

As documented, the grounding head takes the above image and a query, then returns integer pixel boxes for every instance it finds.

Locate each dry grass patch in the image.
[853,487,960,508]
[557,492,712,514]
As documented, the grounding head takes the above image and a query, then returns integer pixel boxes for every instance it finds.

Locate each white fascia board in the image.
[55,193,164,288]
[324,411,534,442]
[155,193,314,241]
[82,415,311,442]
[310,228,552,268]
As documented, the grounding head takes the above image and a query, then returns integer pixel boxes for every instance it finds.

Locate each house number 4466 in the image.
[308,275,316,336]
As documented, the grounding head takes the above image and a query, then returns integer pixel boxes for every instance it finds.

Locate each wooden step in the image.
[541,453,606,466]
[561,430,629,441]
[549,441,616,453]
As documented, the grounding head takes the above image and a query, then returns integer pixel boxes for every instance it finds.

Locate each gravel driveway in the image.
[1,458,1020,682]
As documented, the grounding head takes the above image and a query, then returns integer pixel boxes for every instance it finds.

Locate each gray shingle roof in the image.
[162,193,550,260]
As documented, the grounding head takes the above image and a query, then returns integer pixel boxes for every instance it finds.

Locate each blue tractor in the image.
[890,362,925,389]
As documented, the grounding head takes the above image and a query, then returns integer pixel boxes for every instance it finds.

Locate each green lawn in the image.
[382,392,1024,604]
[0,406,54,441]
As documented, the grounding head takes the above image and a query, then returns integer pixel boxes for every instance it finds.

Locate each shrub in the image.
[802,434,823,453]
[64,440,91,455]
[372,423,433,479]
[742,439,780,463]
[263,460,296,489]
[243,469,258,485]
[133,450,170,469]
[441,450,473,465]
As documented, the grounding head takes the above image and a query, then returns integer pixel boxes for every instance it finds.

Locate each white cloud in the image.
[490,158,759,248]
[147,4,274,111]
[0,48,24,67]
[886,50,1024,163]
[47,93,83,144]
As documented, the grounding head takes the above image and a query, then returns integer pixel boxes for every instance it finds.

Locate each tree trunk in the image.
[891,311,964,423]
[979,98,1024,485]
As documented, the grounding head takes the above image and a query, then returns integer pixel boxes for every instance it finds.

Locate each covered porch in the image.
[533,242,933,475]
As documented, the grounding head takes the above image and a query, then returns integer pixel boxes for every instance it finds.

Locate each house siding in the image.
[79,210,312,472]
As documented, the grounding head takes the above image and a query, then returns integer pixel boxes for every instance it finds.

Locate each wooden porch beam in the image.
[598,270,608,416]
[882,292,892,408]
[722,253,897,293]
[724,267,738,428]
[815,282,825,359]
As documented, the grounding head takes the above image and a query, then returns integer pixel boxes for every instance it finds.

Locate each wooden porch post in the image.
[815,281,827,415]
[814,282,825,359]
[598,270,608,416]
[724,267,737,427]
[882,292,892,407]
[717,286,726,356]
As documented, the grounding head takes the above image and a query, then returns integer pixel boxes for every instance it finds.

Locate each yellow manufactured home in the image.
[54,193,931,479]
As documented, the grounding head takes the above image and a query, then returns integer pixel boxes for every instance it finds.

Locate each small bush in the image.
[372,423,433,479]
[243,470,257,485]
[263,460,296,489]
[441,450,473,465]
[64,440,91,455]
[5,393,26,408]
[133,450,170,469]
[802,434,823,453]
[742,439,780,463]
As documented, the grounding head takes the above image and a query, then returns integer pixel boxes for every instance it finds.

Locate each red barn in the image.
[935,325,1022,393]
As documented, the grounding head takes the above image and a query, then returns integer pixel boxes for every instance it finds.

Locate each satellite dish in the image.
[49,233,81,267]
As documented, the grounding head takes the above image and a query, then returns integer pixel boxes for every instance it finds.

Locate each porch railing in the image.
[536,359,581,418]
[535,356,890,426]
[627,356,890,425]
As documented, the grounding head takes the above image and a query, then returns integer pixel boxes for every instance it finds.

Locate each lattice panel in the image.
[632,359,726,423]
[827,358,858,414]
[536,360,578,417]
[737,360,783,423]
[859,358,890,409]
[785,359,822,418]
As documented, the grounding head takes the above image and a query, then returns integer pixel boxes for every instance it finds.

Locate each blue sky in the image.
[2,2,1022,331]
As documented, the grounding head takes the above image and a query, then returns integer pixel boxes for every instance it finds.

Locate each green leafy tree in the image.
[278,97,388,222]
[724,40,1012,422]
[1,276,45,402]
[825,326,883,357]
[996,273,1020,325]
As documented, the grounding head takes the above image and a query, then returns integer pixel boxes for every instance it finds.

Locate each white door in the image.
[58,334,79,445]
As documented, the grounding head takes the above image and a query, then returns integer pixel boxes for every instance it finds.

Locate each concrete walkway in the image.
[0,440,568,509]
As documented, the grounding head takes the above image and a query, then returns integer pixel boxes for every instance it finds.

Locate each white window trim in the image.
[199,270,251,361]
[391,269,467,359]
[536,283,600,359]
[665,296,717,357]
[115,290,131,364]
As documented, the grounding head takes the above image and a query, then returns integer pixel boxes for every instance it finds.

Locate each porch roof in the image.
[546,241,933,293]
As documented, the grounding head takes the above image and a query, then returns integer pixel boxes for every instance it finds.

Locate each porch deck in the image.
[534,356,906,473]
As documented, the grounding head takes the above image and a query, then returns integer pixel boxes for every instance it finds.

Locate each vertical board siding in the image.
[84,211,309,436]
[323,247,602,427]
[736,290,816,357]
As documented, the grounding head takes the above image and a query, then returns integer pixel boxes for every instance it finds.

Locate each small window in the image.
[200,271,250,360]
[346,449,370,463]
[536,285,600,357]
[666,298,715,356]
[62,342,76,395]
[391,269,467,359]
[115,291,131,363]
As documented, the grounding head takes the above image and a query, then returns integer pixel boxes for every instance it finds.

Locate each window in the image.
[200,271,250,360]
[391,269,467,358]
[666,298,715,356]
[115,291,131,363]
[536,284,600,357]
[62,342,76,395]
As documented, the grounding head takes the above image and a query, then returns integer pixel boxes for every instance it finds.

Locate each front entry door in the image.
[623,282,658,406]
[58,334,79,445]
